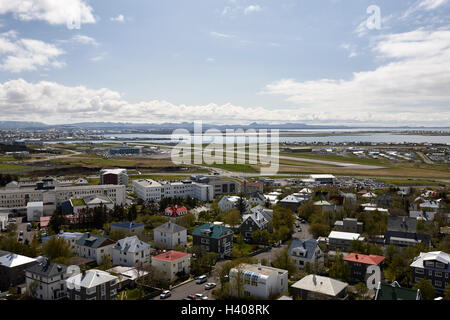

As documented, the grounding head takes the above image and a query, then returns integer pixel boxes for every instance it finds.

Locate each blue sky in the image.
[0,0,449,125]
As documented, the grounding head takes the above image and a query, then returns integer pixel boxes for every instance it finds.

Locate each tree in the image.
[354,282,369,300]
[49,209,67,234]
[108,229,129,241]
[309,223,330,238]
[445,284,450,300]
[99,254,113,271]
[42,236,72,261]
[235,194,248,215]
[413,279,435,300]
[329,253,350,282]
[252,230,270,244]
[229,264,246,299]
[272,247,297,275]
[224,209,241,227]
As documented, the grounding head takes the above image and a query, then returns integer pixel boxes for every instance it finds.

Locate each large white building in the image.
[0,177,126,213]
[132,179,213,202]
[229,263,288,299]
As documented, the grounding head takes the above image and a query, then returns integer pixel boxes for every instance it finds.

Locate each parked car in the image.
[205,283,216,290]
[19,231,24,236]
[187,294,196,300]
[160,290,171,299]
[26,223,32,232]
[196,275,208,284]
[297,227,302,232]
[195,293,208,300]
[18,236,23,242]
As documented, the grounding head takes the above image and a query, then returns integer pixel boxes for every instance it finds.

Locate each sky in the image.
[0,0,449,126]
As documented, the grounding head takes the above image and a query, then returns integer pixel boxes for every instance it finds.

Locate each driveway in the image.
[15,217,38,243]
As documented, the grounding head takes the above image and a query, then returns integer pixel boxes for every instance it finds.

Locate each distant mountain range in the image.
[0,121,448,131]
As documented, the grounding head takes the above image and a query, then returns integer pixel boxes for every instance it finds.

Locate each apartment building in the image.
[66,269,119,300]
[410,251,450,295]
[192,223,234,259]
[153,222,187,249]
[132,179,213,202]
[112,236,151,268]
[151,251,191,282]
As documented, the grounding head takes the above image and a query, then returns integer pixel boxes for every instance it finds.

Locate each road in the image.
[162,275,219,300]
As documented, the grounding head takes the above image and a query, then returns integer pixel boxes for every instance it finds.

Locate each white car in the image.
[160,290,171,299]
[205,283,216,290]
[195,293,208,300]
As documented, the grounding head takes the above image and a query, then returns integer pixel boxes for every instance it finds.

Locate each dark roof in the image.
[111,221,144,230]
[375,282,420,300]
[192,223,233,239]
[288,239,318,260]
[26,258,67,278]
[154,222,186,234]
[388,216,417,233]
[75,233,115,248]
[385,230,431,245]
[0,250,9,257]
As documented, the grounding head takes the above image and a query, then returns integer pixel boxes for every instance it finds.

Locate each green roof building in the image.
[375,281,421,300]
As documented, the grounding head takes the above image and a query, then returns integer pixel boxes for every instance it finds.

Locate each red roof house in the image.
[162,205,189,219]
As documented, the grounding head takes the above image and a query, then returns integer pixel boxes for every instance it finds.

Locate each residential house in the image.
[291,274,348,300]
[151,251,191,282]
[249,193,267,206]
[110,222,145,235]
[343,253,385,284]
[328,231,362,252]
[25,258,76,300]
[60,195,114,215]
[192,223,233,259]
[41,232,84,254]
[0,252,37,291]
[385,216,430,247]
[153,222,187,249]
[410,251,450,296]
[288,239,324,270]
[229,263,288,299]
[313,200,335,213]
[334,218,363,234]
[75,233,116,264]
[279,194,306,212]
[162,205,190,221]
[112,236,151,268]
[218,196,250,213]
[66,269,119,300]
[375,281,421,300]
[240,208,271,240]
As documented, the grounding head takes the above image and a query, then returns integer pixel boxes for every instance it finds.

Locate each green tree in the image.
[329,253,350,282]
[224,209,242,227]
[235,194,248,215]
[444,284,450,300]
[42,236,72,261]
[354,282,369,300]
[413,279,435,300]
[272,247,297,275]
[309,223,330,238]
[252,230,270,244]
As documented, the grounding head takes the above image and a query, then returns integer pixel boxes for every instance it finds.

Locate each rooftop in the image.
[328,231,360,241]
[153,250,190,262]
[344,253,385,265]
[291,275,348,297]
[0,253,37,268]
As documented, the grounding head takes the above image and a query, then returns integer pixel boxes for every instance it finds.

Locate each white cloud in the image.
[262,28,450,124]
[71,35,99,46]
[0,0,96,26]
[110,14,125,22]
[0,31,64,73]
[244,5,262,15]
[205,57,215,63]
[210,31,235,39]
[402,0,448,19]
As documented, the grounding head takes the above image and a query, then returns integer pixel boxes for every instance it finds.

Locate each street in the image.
[160,275,220,300]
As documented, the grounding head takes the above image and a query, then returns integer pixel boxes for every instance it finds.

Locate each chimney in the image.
[355,254,358,260]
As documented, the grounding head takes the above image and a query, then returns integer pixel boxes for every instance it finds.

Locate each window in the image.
[416,268,424,274]
[435,272,442,277]
[435,280,442,287]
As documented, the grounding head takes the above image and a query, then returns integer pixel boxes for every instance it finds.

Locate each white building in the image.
[112,236,152,268]
[74,233,116,264]
[42,232,84,254]
[26,202,44,222]
[0,182,126,210]
[153,222,187,249]
[288,239,324,270]
[132,179,213,202]
[328,231,362,252]
[151,251,191,282]
[229,263,288,299]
